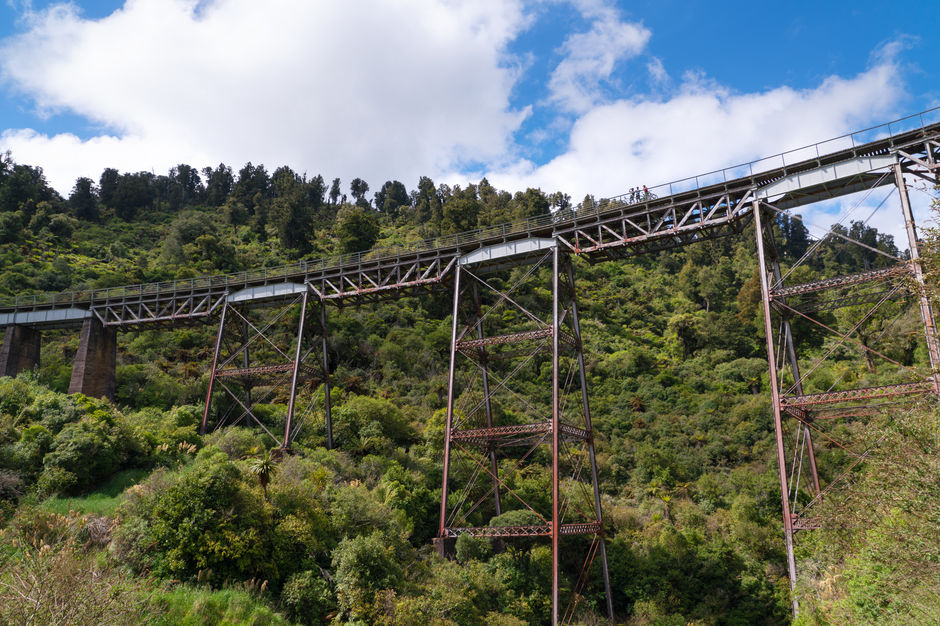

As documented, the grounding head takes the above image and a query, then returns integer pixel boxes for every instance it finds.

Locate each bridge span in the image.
[2,109,940,623]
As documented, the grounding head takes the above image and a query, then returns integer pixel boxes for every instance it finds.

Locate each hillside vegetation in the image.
[0,153,937,624]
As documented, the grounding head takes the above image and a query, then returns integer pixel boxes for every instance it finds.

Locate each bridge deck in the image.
[2,111,939,328]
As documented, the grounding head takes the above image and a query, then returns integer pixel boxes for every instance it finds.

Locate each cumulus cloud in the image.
[547,2,650,113]
[0,0,918,249]
[486,59,905,202]
[0,0,529,193]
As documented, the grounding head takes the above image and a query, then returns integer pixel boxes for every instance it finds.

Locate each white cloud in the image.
[547,3,650,113]
[0,0,529,193]
[486,59,906,204]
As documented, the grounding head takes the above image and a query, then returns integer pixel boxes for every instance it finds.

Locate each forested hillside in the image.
[0,153,937,625]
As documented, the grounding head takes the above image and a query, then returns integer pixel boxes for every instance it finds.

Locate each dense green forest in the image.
[0,152,937,624]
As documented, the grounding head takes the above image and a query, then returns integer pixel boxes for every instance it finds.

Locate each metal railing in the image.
[2,106,938,312]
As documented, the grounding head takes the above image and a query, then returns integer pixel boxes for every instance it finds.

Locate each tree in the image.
[203,163,234,206]
[233,162,270,213]
[68,177,99,221]
[329,177,341,206]
[373,180,409,218]
[98,167,119,207]
[336,206,380,255]
[549,190,571,212]
[350,177,370,208]
[510,187,550,221]
[0,157,60,217]
[332,531,403,622]
[269,166,313,254]
[440,184,480,234]
[247,449,277,501]
[412,175,442,231]
[111,172,155,220]
[477,177,513,226]
[305,174,326,212]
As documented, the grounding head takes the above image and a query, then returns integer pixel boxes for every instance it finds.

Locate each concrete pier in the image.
[0,325,41,377]
[68,318,116,399]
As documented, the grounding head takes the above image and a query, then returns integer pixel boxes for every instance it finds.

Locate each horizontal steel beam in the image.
[450,421,591,447]
[781,381,936,408]
[443,521,602,538]
[772,266,910,298]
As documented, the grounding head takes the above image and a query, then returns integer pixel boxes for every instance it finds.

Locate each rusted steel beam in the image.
[450,421,590,446]
[443,521,602,538]
[781,381,935,408]
[457,328,552,349]
[456,328,577,352]
[213,362,320,379]
[779,287,907,313]
[772,265,910,298]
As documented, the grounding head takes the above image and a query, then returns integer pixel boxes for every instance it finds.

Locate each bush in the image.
[40,405,138,494]
[114,450,273,583]
[280,569,335,625]
[332,530,405,621]
[332,395,414,454]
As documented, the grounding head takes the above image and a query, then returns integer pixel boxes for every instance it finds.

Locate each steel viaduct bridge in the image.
[2,109,939,623]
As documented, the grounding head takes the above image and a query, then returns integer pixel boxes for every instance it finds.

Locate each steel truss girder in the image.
[437,247,612,624]
[95,291,225,328]
[555,190,754,260]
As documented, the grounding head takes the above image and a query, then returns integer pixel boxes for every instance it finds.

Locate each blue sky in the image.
[0,0,937,230]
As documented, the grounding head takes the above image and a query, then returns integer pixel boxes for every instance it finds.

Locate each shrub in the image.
[280,569,335,625]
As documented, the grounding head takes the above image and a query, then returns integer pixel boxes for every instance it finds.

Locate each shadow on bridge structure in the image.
[2,108,940,622]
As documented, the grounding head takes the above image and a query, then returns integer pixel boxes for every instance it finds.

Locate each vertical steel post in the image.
[781,317,822,496]
[472,282,502,516]
[201,298,228,435]
[565,259,614,622]
[320,297,333,450]
[439,266,462,538]
[768,237,821,497]
[753,200,799,616]
[284,289,309,448]
[242,318,252,416]
[551,245,561,625]
[894,162,940,379]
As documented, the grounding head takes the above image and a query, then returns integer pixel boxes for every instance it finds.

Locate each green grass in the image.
[39,468,151,516]
[149,585,291,626]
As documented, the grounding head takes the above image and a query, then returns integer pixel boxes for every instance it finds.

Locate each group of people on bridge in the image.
[627,185,652,203]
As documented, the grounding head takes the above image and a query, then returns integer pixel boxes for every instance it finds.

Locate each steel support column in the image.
[894,162,940,382]
[767,229,821,497]
[201,292,329,448]
[284,288,310,448]
[436,242,612,624]
[551,245,561,625]
[565,259,614,622]
[472,282,502,516]
[753,200,799,615]
[201,298,228,435]
[438,264,462,546]
[320,297,333,450]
